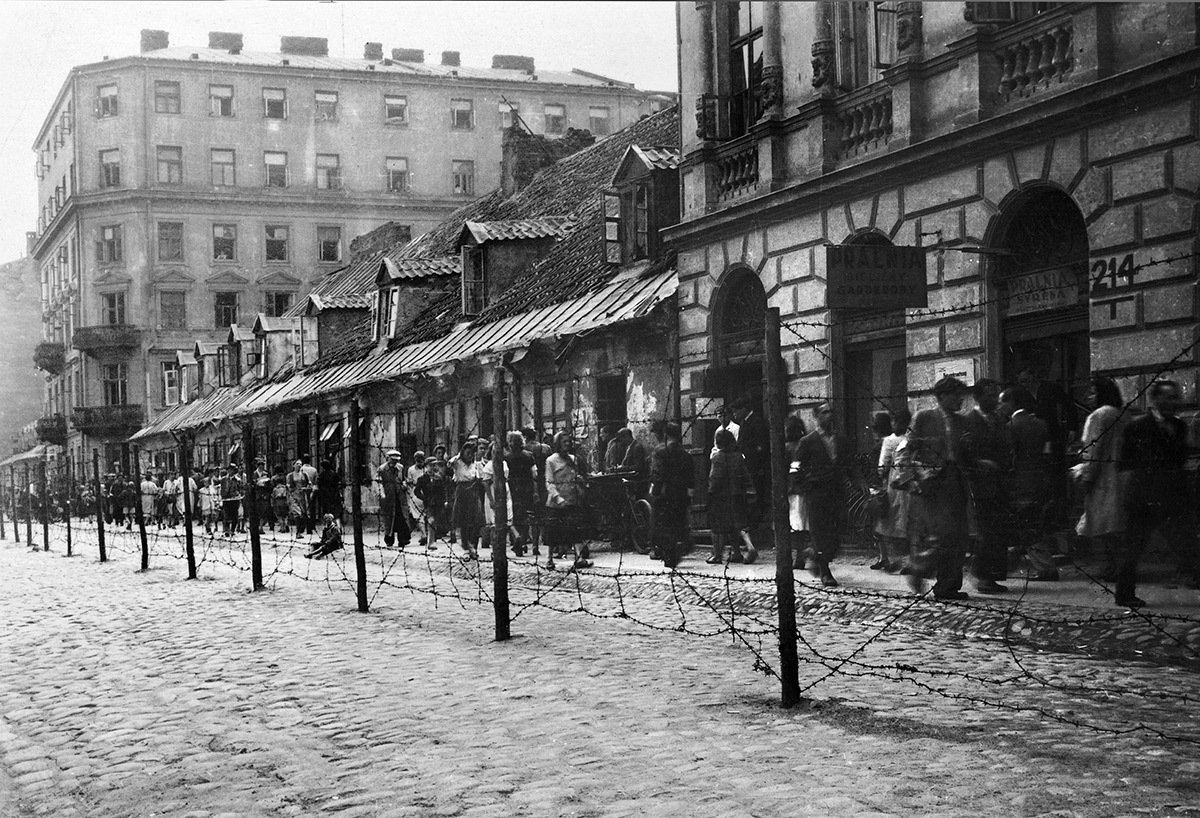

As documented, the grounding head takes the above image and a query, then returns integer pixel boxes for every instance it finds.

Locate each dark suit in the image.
[738,410,771,521]
[1117,412,1197,600]
[962,408,1012,582]
[908,407,970,596]
[795,429,852,562]
[1006,410,1058,577]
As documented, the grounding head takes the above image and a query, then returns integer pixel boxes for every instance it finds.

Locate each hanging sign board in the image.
[935,357,977,387]
[826,245,928,309]
[1000,268,1079,317]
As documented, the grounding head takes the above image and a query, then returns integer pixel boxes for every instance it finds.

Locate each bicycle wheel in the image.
[629,498,654,554]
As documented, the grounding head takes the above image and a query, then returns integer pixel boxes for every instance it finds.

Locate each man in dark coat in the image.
[1116,380,1198,608]
[649,422,694,569]
[962,378,1013,594]
[376,449,409,548]
[794,402,853,587]
[1003,386,1059,581]
[732,397,770,524]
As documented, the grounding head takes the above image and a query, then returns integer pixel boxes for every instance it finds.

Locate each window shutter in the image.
[603,190,622,264]
[388,288,400,337]
[94,240,103,262]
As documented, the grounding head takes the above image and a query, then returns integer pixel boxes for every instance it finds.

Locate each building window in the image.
[157,222,184,262]
[160,291,186,329]
[315,153,342,190]
[376,286,397,339]
[728,1,764,137]
[96,225,123,263]
[162,361,180,406]
[450,98,474,130]
[101,363,128,406]
[317,226,342,263]
[211,148,236,186]
[156,145,183,185]
[209,84,234,116]
[537,382,571,437]
[498,100,519,129]
[451,160,474,195]
[966,2,1060,24]
[588,106,611,135]
[214,291,239,328]
[212,224,237,261]
[633,183,650,259]
[99,149,121,188]
[101,291,126,324]
[595,374,628,433]
[265,225,289,262]
[314,90,339,120]
[461,247,485,315]
[154,81,181,114]
[544,103,566,135]
[384,94,408,124]
[872,2,899,69]
[264,151,288,187]
[385,156,409,192]
[97,83,118,117]
[264,291,293,317]
[263,87,287,119]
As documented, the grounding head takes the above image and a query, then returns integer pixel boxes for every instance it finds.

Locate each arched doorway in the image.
[837,231,907,455]
[711,265,767,408]
[990,185,1090,438]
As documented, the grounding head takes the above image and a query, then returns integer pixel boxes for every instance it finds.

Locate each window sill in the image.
[208,113,236,119]
[384,120,409,127]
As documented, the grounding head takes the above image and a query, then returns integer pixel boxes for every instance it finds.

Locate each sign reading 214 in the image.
[1090,252,1137,294]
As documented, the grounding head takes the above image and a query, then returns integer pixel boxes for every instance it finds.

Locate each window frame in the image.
[315,153,342,190]
[588,105,611,135]
[314,90,339,121]
[385,156,410,193]
[212,223,237,262]
[99,148,121,188]
[450,97,475,130]
[384,94,408,125]
[316,226,342,264]
[498,100,519,129]
[156,145,183,185]
[264,151,288,187]
[727,0,764,138]
[209,84,234,117]
[214,291,239,329]
[451,159,475,196]
[97,224,123,264]
[97,83,118,117]
[162,360,180,406]
[210,148,236,186]
[101,362,128,406]
[264,224,290,263]
[263,87,287,119]
[154,80,181,114]
[264,291,293,317]
[157,221,184,262]
[461,246,486,316]
[544,103,567,135]
[159,290,187,330]
[100,290,126,325]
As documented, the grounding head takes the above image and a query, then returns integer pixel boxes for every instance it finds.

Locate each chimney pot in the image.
[391,47,424,63]
[492,54,535,74]
[140,29,169,53]
[208,31,243,52]
[441,50,461,66]
[280,36,329,57]
[364,41,383,61]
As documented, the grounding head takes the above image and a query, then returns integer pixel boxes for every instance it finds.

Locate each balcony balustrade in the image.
[835,86,894,159]
[714,137,759,201]
[71,324,142,356]
[33,341,66,374]
[70,404,144,436]
[35,414,67,446]
[995,17,1073,102]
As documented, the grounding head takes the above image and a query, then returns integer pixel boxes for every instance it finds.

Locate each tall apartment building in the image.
[30,29,671,470]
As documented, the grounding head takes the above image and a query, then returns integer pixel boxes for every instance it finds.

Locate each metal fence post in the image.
[65,456,73,557]
[92,449,106,562]
[349,398,369,613]
[492,368,511,641]
[132,446,149,571]
[243,422,263,591]
[765,307,801,707]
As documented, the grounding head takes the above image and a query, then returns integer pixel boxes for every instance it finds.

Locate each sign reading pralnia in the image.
[825,245,928,309]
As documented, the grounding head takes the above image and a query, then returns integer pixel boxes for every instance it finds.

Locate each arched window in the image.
[717,267,766,342]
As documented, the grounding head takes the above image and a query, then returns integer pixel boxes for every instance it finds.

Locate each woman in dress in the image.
[544,432,590,570]
[285,459,310,540]
[873,407,911,573]
[1073,376,1127,581]
[450,441,484,560]
[785,411,810,569]
[480,439,519,552]
[708,428,757,565]
[316,459,343,523]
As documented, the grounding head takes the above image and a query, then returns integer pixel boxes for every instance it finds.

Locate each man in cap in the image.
[377,448,410,548]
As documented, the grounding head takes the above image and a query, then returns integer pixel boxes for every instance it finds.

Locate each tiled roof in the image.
[307,293,372,312]
[461,218,576,245]
[128,47,636,89]
[253,315,293,333]
[630,145,681,171]
[382,257,461,280]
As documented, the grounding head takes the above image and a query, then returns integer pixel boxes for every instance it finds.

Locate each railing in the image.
[714,137,759,200]
[72,324,142,354]
[835,86,894,159]
[995,18,1073,101]
[70,404,145,436]
[35,415,67,446]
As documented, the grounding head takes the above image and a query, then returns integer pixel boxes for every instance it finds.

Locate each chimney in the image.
[280,36,328,57]
[492,54,535,74]
[349,222,414,263]
[363,42,383,61]
[391,47,424,63]
[140,29,169,53]
[500,127,594,196]
[208,31,243,53]
[441,50,461,67]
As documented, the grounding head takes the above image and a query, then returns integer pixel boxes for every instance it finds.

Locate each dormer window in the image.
[606,145,680,265]
[375,286,399,340]
[462,247,486,316]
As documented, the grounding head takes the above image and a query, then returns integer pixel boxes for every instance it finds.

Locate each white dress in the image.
[874,433,912,540]
[480,459,514,525]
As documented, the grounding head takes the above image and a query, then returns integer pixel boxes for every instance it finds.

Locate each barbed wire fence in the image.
[5,245,1200,746]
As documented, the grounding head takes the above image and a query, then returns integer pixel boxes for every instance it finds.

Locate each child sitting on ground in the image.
[304,514,343,559]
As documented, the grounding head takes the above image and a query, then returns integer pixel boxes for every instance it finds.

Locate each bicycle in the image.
[585,469,654,554]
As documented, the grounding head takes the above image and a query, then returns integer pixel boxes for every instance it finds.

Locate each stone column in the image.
[811,1,836,98]
[695,0,717,144]
[758,0,784,122]
[886,1,925,149]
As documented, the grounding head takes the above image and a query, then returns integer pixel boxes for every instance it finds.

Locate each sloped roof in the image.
[253,315,294,333]
[460,218,576,246]
[381,257,461,280]
[631,144,681,171]
[307,293,372,312]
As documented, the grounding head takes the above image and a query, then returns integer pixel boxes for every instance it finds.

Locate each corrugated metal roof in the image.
[0,445,54,468]
[129,387,249,442]
[461,218,576,245]
[135,47,629,88]
[382,256,460,280]
[228,325,256,343]
[253,315,294,333]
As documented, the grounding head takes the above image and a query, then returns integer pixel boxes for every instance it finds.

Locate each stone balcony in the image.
[35,414,67,446]
[33,341,66,375]
[71,325,143,356]
[70,404,144,437]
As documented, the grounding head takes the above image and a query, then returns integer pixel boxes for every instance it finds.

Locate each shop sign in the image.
[935,357,977,387]
[826,245,927,309]
[1001,268,1079,317]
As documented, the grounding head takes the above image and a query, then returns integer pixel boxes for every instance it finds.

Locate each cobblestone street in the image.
[3,530,1200,818]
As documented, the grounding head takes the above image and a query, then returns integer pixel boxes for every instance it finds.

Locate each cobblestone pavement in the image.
[3,528,1200,817]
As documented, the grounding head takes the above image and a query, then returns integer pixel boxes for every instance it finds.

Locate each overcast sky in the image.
[0,0,679,263]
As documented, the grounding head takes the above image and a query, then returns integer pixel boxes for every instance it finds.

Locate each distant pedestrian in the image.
[785,411,811,570]
[706,428,757,565]
[794,403,853,588]
[1073,376,1128,582]
[286,460,310,540]
[450,441,484,561]
[377,449,409,548]
[414,453,446,549]
[505,432,536,556]
[317,459,342,522]
[300,454,319,534]
[649,422,694,569]
[220,464,244,538]
[270,466,289,533]
[873,407,911,574]
[200,469,221,534]
[544,432,589,570]
[406,451,427,546]
[1004,386,1059,581]
[962,379,1012,594]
